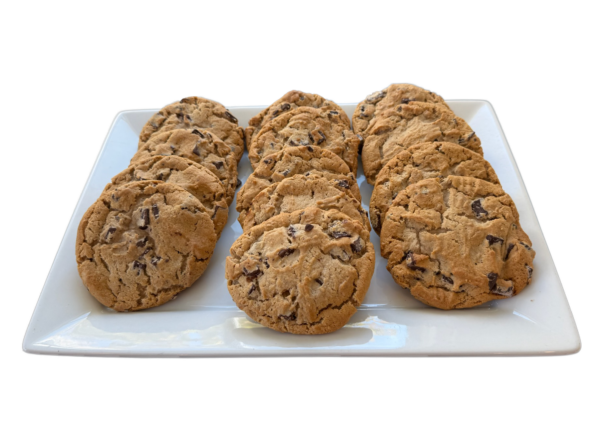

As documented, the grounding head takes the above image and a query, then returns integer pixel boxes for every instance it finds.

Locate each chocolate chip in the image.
[366,91,386,103]
[329,110,339,115]
[263,258,270,269]
[471,199,489,218]
[212,161,224,169]
[307,146,314,152]
[132,261,146,274]
[316,130,326,145]
[494,284,514,297]
[468,132,476,140]
[316,278,323,285]
[406,252,426,272]
[248,284,256,295]
[278,248,295,258]
[224,111,238,123]
[526,265,533,282]
[156,173,164,181]
[243,267,263,280]
[360,105,365,112]
[176,113,184,121]
[441,274,454,285]
[212,206,223,219]
[192,145,201,156]
[180,98,192,104]
[486,235,503,246]
[138,208,150,230]
[111,194,119,201]
[281,103,291,112]
[191,129,204,138]
[305,224,314,232]
[401,98,411,104]
[336,179,349,189]
[263,159,272,164]
[331,231,351,239]
[152,204,159,219]
[288,139,298,146]
[281,169,290,176]
[136,237,147,247]
[505,243,515,260]
[105,227,116,240]
[308,133,315,143]
[236,178,242,188]
[520,242,532,251]
[351,238,363,253]
[487,272,498,292]
[279,313,297,321]
[151,256,161,266]
[287,226,296,238]
[139,248,151,258]
[373,214,381,232]
[185,115,192,121]
[397,106,402,112]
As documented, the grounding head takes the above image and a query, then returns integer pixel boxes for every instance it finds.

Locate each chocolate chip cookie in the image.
[226,208,375,334]
[131,128,238,205]
[138,96,245,162]
[76,181,217,311]
[104,155,229,238]
[238,174,371,232]
[370,142,499,234]
[380,176,535,310]
[249,107,360,174]
[361,102,483,184]
[246,90,350,148]
[353,83,449,138]
[236,145,361,216]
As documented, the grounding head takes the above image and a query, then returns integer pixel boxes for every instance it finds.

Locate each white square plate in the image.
[23,101,580,357]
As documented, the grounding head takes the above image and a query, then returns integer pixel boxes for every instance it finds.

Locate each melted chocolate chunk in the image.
[493,284,514,297]
[308,133,315,143]
[441,274,454,285]
[316,278,323,285]
[520,242,532,251]
[307,146,314,152]
[263,258,270,269]
[487,272,498,292]
[281,169,290,176]
[304,224,314,232]
[223,111,238,123]
[132,261,146,274]
[526,265,533,282]
[242,267,263,279]
[248,283,256,295]
[279,313,297,321]
[316,130,326,145]
[336,179,349,189]
[331,231,352,239]
[287,226,296,238]
[486,235,504,246]
[105,227,116,240]
[192,129,204,137]
[351,237,363,253]
[406,252,426,272]
[151,256,161,266]
[212,161,224,169]
[263,158,272,165]
[288,139,298,146]
[192,145,201,157]
[471,199,489,218]
[138,208,150,229]
[136,237,147,247]
[401,98,411,104]
[152,204,159,219]
[139,248,151,258]
[329,110,339,115]
[278,248,295,258]
[505,243,515,260]
[366,91,386,103]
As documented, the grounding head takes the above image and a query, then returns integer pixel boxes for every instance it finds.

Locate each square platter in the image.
[23,101,581,357]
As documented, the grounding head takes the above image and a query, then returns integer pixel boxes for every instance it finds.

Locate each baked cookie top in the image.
[226,208,375,334]
[138,96,244,162]
[361,102,483,184]
[353,83,448,138]
[370,142,499,234]
[76,181,217,312]
[249,106,360,174]
[380,176,535,310]
[246,90,350,147]
[131,128,238,205]
[238,174,370,232]
[236,145,361,215]
[105,155,228,237]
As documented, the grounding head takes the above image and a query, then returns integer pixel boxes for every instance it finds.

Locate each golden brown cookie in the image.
[238,174,370,232]
[370,142,499,234]
[380,176,535,310]
[236,145,361,216]
[226,208,375,334]
[138,96,245,162]
[131,128,238,205]
[362,102,483,184]
[104,156,229,238]
[249,107,360,174]
[76,181,217,311]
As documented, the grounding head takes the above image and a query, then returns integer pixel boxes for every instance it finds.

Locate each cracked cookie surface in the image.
[226,208,375,334]
[380,176,535,309]
[370,142,499,234]
[353,83,449,138]
[361,102,483,184]
[236,145,361,216]
[246,90,350,148]
[249,106,360,174]
[104,155,229,237]
[138,96,245,162]
[131,128,238,205]
[76,181,217,311]
[239,174,370,232]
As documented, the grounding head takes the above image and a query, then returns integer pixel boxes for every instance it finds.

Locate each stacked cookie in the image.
[226,91,375,334]
[358,84,536,309]
[76,97,242,311]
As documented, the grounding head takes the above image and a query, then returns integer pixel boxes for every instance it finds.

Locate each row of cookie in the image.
[244,91,361,175]
[354,84,536,309]
[76,97,243,311]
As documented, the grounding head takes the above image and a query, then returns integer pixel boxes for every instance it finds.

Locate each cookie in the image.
[380,176,535,310]
[104,155,229,238]
[249,106,360,174]
[138,96,245,162]
[238,174,371,232]
[131,128,238,205]
[246,90,350,148]
[225,208,375,334]
[236,145,361,216]
[370,142,499,234]
[76,181,217,311]
[361,102,483,184]
[353,83,449,138]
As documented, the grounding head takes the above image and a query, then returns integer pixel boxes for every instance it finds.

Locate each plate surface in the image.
[23,101,581,356]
